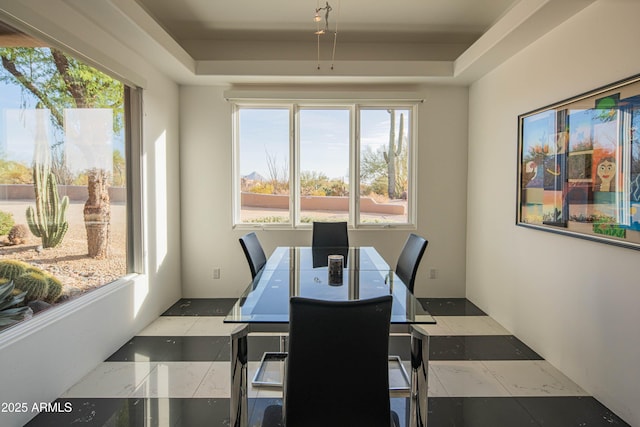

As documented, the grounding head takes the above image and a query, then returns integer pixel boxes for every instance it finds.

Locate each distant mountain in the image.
[243,171,266,182]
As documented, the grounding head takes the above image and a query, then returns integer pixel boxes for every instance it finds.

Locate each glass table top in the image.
[225,247,436,325]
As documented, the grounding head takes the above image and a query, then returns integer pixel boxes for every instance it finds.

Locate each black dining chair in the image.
[262,295,399,427]
[239,232,288,388]
[239,232,267,279]
[395,233,428,294]
[311,221,349,248]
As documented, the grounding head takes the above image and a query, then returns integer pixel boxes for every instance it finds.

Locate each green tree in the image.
[0,47,124,129]
[300,171,330,196]
[360,145,387,183]
[0,47,124,184]
[360,142,408,198]
[1,46,124,258]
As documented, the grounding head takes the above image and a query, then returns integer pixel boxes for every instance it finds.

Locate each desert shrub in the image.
[0,159,32,184]
[7,224,28,245]
[308,189,327,196]
[246,216,288,223]
[0,211,15,236]
[369,176,388,196]
[248,182,275,194]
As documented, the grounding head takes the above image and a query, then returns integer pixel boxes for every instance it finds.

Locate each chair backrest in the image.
[238,232,267,279]
[311,221,349,248]
[284,295,393,427]
[395,233,428,294]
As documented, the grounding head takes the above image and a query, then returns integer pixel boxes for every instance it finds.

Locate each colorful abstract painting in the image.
[518,75,640,249]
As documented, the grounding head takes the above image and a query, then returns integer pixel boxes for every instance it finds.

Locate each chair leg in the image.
[410,327,429,427]
[391,411,401,427]
[230,325,249,427]
[261,404,283,427]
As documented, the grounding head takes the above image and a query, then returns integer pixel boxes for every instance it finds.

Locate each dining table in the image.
[224,246,436,427]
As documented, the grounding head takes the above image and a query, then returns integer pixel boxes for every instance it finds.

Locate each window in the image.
[238,108,290,224]
[359,108,411,224]
[233,101,417,228]
[299,108,350,222]
[0,21,136,329]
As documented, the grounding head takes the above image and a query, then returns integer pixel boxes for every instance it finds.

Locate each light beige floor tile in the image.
[138,317,198,336]
[427,366,449,397]
[431,361,510,397]
[193,362,232,398]
[131,362,212,398]
[392,363,445,397]
[62,362,155,398]
[436,316,510,335]
[187,317,242,336]
[412,317,453,336]
[483,360,588,396]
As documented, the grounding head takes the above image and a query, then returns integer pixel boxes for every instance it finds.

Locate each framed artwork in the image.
[517,74,640,250]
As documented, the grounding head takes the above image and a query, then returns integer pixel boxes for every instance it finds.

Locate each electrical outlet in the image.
[213,268,221,279]
[429,269,437,279]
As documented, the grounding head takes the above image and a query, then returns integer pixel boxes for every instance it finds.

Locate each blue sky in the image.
[239,108,408,180]
[522,109,555,153]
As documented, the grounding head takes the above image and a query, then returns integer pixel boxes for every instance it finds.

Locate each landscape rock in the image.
[28,300,51,314]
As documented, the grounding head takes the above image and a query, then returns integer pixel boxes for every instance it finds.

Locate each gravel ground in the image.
[0,201,127,301]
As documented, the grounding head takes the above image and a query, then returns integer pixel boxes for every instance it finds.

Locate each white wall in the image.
[0,2,182,426]
[179,85,468,298]
[466,1,640,425]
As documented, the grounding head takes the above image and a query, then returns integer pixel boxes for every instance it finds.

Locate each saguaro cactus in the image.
[26,167,69,248]
[25,114,69,249]
[384,110,404,199]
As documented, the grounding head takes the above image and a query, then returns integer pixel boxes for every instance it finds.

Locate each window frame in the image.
[0,17,143,277]
[125,85,145,274]
[232,100,419,230]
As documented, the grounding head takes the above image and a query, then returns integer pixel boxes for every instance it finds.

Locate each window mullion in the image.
[291,104,299,227]
[351,104,359,228]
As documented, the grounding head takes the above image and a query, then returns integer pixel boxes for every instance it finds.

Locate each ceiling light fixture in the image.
[314,0,339,70]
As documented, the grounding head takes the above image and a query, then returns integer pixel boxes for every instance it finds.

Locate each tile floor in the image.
[26,298,630,426]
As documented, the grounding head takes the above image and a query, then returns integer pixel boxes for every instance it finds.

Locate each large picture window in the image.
[0,21,135,329]
[233,101,417,228]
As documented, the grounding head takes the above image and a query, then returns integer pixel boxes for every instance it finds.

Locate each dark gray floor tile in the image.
[162,298,237,316]
[428,397,540,427]
[25,396,631,427]
[25,398,183,427]
[430,336,542,360]
[106,335,286,362]
[174,398,231,427]
[517,396,630,427]
[419,298,486,316]
[106,336,229,362]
